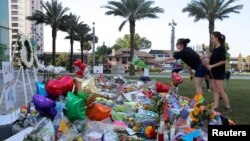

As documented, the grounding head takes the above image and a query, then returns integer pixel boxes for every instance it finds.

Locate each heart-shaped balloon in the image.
[36,81,48,96]
[33,95,57,117]
[45,76,75,99]
[73,59,82,66]
[73,59,87,78]
[172,72,183,85]
[155,82,169,93]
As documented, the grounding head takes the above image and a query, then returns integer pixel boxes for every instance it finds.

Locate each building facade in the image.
[107,48,155,70]
[10,0,44,55]
[149,50,171,65]
[0,0,10,69]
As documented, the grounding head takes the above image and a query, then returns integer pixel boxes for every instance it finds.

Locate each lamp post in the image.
[169,19,177,56]
[92,22,96,68]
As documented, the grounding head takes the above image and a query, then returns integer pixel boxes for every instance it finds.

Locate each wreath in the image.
[20,36,34,68]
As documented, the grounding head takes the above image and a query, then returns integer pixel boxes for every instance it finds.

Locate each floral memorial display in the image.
[2,71,235,141]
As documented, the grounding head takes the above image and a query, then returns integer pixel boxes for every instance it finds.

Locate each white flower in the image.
[20,36,34,68]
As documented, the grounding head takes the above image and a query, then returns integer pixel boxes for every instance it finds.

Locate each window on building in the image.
[109,58,112,61]
[12,29,18,33]
[11,5,18,9]
[165,54,169,57]
[11,0,18,3]
[158,55,163,57]
[32,1,34,4]
[12,17,18,21]
[122,57,127,64]
[116,58,119,61]
[32,7,34,10]
[12,23,18,27]
[12,35,18,39]
[11,11,18,15]
[40,6,43,10]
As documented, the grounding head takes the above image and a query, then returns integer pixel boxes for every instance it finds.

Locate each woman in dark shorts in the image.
[207,31,231,113]
[155,38,208,101]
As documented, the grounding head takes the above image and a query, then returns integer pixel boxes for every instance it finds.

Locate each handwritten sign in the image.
[2,62,16,110]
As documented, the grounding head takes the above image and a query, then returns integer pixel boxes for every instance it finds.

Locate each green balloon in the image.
[66,92,86,121]
[77,91,89,102]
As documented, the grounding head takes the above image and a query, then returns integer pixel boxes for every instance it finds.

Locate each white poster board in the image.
[111,65,125,74]
[93,66,103,74]
[144,68,149,76]
[2,62,16,111]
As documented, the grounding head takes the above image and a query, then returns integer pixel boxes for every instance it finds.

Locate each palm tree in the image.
[103,0,164,75]
[61,13,81,72]
[75,26,98,63]
[74,23,91,61]
[183,0,243,49]
[26,0,69,66]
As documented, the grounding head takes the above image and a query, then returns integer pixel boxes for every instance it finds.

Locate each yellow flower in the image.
[193,107,200,116]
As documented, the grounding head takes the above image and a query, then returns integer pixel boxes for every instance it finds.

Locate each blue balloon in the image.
[36,82,48,96]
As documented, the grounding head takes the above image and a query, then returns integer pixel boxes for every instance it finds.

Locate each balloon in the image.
[65,92,86,121]
[76,71,83,78]
[73,59,87,78]
[45,75,75,99]
[36,82,48,96]
[33,95,57,117]
[155,82,169,93]
[79,63,86,70]
[77,91,89,101]
[172,72,183,85]
[74,77,99,94]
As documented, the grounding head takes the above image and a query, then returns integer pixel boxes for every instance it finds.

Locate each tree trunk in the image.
[208,19,215,52]
[129,21,135,76]
[70,36,74,73]
[52,27,57,66]
[80,39,84,62]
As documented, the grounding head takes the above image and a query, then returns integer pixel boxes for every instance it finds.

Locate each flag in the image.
[175,109,190,126]
[131,55,149,69]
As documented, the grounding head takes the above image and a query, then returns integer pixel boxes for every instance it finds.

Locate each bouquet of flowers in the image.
[190,103,215,128]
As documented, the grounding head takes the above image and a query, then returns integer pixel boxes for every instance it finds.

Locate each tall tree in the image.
[61,13,81,72]
[75,23,91,61]
[26,0,69,66]
[183,0,243,50]
[245,55,250,70]
[113,33,152,50]
[96,43,112,65]
[103,0,164,75]
[238,53,243,71]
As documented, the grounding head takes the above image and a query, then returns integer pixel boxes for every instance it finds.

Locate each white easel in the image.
[0,38,38,109]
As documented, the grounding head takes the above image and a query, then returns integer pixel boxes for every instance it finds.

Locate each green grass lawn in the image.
[126,77,250,124]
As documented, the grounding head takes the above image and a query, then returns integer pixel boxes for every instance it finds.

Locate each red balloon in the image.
[79,63,86,71]
[155,82,169,93]
[76,71,83,78]
[73,59,82,66]
[172,72,183,85]
[45,76,75,99]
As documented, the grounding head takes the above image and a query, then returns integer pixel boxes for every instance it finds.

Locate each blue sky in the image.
[44,0,250,57]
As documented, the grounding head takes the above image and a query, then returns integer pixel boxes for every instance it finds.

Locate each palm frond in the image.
[119,20,128,31]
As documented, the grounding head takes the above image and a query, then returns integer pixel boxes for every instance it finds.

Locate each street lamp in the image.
[169,19,177,56]
[92,22,96,68]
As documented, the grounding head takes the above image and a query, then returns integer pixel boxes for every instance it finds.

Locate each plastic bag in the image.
[83,121,118,141]
[23,118,55,141]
